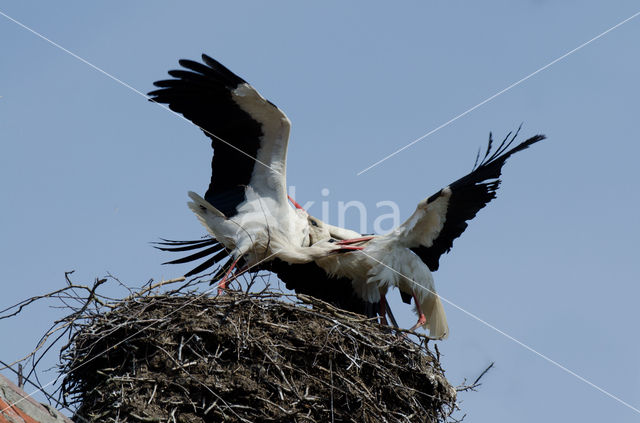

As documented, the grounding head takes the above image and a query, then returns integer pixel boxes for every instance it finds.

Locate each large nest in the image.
[60,290,456,422]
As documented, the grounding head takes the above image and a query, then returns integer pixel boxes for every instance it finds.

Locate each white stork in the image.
[149,55,380,316]
[150,55,546,335]
[314,131,546,339]
[150,56,327,273]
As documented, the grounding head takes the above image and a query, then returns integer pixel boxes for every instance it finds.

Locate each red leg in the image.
[218,257,240,295]
[378,295,389,326]
[224,265,248,285]
[408,291,427,331]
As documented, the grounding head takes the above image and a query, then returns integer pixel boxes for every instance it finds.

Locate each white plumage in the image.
[317,236,449,339]
[187,189,331,265]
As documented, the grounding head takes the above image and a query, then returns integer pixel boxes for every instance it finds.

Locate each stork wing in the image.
[149,54,291,217]
[395,130,546,271]
[154,238,231,277]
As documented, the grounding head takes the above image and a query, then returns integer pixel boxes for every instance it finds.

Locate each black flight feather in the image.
[153,238,219,252]
[185,249,231,278]
[412,130,546,271]
[161,244,225,265]
[148,54,263,217]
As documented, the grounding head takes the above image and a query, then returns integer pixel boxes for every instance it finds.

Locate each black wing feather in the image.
[185,249,231,277]
[148,54,262,217]
[268,259,379,318]
[153,238,230,276]
[153,238,219,252]
[412,130,546,271]
[161,244,225,265]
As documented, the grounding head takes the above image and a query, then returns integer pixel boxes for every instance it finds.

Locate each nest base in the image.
[62,291,456,422]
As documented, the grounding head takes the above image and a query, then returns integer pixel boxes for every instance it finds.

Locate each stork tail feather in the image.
[422,294,449,340]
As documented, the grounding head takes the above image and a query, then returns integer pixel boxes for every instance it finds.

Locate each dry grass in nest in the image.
[60,290,456,422]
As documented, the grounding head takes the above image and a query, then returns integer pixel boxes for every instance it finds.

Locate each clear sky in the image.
[1,1,639,421]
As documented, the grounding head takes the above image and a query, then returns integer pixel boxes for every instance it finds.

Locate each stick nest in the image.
[60,290,456,422]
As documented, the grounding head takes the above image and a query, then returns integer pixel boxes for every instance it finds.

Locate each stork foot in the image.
[408,291,426,332]
[408,314,427,332]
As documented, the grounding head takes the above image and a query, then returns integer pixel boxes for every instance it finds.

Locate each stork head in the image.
[307,215,331,245]
[288,195,332,246]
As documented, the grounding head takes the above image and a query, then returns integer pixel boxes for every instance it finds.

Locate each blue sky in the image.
[1,1,639,421]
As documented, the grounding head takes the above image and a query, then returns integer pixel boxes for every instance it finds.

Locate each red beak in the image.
[336,236,375,245]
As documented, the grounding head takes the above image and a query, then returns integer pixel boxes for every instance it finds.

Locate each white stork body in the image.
[315,188,453,339]
[188,189,318,265]
[317,235,449,339]
[150,56,345,279]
